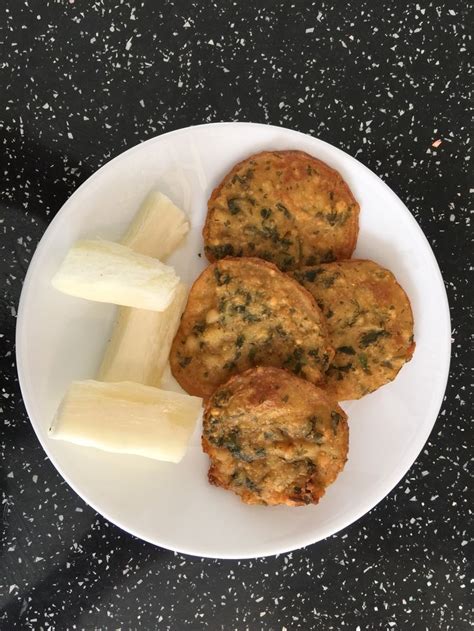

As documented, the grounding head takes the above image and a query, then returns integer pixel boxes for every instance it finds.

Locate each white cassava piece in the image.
[121,190,189,259]
[49,380,203,463]
[98,190,190,385]
[51,239,179,311]
[99,283,188,385]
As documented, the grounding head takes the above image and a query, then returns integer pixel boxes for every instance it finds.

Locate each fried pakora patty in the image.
[170,257,334,399]
[202,367,349,506]
[203,150,359,271]
[293,260,415,401]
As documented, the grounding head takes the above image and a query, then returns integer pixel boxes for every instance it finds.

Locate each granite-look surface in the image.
[1,1,471,629]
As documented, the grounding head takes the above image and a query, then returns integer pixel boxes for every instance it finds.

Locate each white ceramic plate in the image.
[16,122,450,559]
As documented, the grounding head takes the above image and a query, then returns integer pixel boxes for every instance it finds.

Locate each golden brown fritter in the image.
[203,150,359,271]
[170,257,334,399]
[202,367,349,506]
[293,260,415,401]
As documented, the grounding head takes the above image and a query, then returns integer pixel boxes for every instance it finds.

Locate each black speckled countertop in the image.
[1,1,471,629]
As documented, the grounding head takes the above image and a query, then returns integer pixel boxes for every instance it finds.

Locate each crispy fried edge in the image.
[296,259,416,400]
[203,149,360,265]
[202,366,349,506]
[170,257,335,399]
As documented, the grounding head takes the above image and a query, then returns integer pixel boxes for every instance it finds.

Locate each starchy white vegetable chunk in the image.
[52,239,179,311]
[49,380,202,463]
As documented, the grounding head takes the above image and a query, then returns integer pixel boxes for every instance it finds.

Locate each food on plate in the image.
[293,260,415,400]
[170,257,334,399]
[98,284,188,385]
[203,149,359,271]
[99,191,190,385]
[202,367,349,506]
[121,190,189,259]
[51,193,196,463]
[44,141,420,517]
[49,380,203,463]
[52,239,180,311]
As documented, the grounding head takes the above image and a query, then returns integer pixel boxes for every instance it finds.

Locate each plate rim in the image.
[15,121,451,559]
